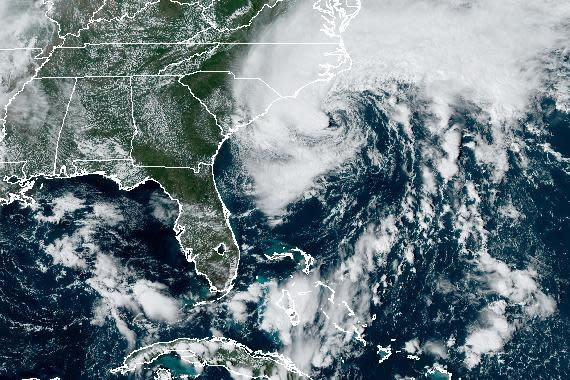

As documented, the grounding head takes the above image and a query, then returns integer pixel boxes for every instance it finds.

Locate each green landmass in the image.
[112,337,305,379]
[0,0,287,291]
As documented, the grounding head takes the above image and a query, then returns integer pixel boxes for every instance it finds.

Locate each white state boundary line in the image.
[55,42,340,48]
[0,48,44,51]
[128,76,138,161]
[0,0,357,303]
[1,0,374,376]
[0,54,343,173]
[0,68,281,171]
[37,74,195,79]
[52,78,78,174]
[158,44,219,75]
[0,0,289,129]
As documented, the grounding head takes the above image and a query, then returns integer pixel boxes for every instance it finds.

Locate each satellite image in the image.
[0,0,568,379]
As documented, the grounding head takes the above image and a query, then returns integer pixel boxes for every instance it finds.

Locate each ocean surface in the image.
[0,88,567,379]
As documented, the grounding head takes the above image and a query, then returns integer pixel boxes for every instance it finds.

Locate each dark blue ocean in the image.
[0,93,568,379]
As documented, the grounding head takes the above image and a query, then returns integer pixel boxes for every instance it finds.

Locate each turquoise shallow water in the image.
[213,92,570,379]
[0,91,568,379]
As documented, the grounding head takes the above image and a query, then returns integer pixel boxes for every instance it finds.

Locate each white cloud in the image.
[351,215,398,274]
[469,132,511,182]
[437,127,461,181]
[498,202,523,221]
[260,275,320,346]
[154,367,173,380]
[457,181,557,319]
[230,0,568,373]
[227,282,263,322]
[479,252,556,318]
[255,214,401,374]
[423,340,448,360]
[234,90,365,221]
[341,0,569,182]
[235,0,570,221]
[37,195,181,346]
[462,301,513,369]
[421,166,437,195]
[92,202,124,226]
[149,192,177,225]
[241,0,566,223]
[132,280,181,323]
[455,181,557,367]
[89,253,181,343]
[40,198,126,271]
[0,0,53,113]
[0,1,50,47]
[35,192,85,223]
[342,0,570,122]
[404,338,421,354]
[44,233,88,269]
[227,299,248,323]
[232,0,362,221]
[89,253,139,348]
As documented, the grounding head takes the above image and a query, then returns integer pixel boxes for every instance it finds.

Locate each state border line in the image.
[0,158,209,170]
[0,48,44,51]
[34,71,283,97]
[55,41,341,49]
[3,70,284,173]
